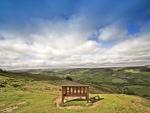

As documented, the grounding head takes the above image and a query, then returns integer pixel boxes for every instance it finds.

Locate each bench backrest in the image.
[61,85,89,103]
[62,85,89,96]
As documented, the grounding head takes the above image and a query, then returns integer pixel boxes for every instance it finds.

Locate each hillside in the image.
[27,66,150,98]
[0,68,150,113]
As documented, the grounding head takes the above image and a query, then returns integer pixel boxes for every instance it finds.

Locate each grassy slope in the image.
[0,70,150,113]
[35,67,150,97]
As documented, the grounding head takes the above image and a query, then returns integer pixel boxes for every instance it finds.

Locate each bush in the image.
[0,68,3,72]
[11,83,21,87]
[65,76,73,81]
[122,88,135,95]
[0,80,7,87]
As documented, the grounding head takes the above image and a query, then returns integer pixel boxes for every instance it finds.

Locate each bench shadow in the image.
[65,98,86,103]
[64,95,104,104]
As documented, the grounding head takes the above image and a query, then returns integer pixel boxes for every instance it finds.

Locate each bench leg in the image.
[62,96,64,104]
[86,95,89,103]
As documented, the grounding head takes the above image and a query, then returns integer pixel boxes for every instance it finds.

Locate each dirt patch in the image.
[54,97,101,110]
[1,101,27,113]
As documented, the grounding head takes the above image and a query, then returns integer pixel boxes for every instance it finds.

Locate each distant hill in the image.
[22,66,150,98]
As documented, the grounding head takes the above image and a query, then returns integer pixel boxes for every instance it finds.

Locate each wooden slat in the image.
[61,85,89,103]
[83,87,85,94]
[69,86,71,94]
[77,86,79,94]
[72,86,74,94]
[80,87,81,94]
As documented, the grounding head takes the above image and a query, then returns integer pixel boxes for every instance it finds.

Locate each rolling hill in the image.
[0,66,150,113]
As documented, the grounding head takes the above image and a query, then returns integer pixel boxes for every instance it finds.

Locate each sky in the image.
[0,0,150,70]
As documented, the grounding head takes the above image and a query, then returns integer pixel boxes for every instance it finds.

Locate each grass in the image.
[1,89,150,113]
[0,78,59,113]
[124,69,140,73]
[62,98,88,107]
[0,66,150,113]
[46,67,150,97]
[124,85,150,98]
[112,78,128,84]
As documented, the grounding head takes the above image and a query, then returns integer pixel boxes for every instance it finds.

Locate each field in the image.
[0,66,150,113]
[29,66,150,98]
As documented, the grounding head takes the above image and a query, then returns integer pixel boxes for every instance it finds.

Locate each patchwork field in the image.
[0,66,150,113]
[29,66,150,98]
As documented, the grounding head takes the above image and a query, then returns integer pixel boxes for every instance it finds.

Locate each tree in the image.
[65,76,73,81]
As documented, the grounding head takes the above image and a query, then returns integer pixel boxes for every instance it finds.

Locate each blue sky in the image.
[0,0,150,69]
[0,1,149,24]
[0,0,150,30]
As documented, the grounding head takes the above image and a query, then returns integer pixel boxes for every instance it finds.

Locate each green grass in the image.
[112,78,128,84]
[1,89,150,113]
[125,85,150,97]
[46,67,150,97]
[63,98,87,107]
[0,67,150,113]
[124,69,140,73]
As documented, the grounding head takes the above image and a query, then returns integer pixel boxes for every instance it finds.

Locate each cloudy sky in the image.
[0,0,150,70]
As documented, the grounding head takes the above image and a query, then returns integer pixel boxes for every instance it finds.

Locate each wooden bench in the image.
[61,85,89,103]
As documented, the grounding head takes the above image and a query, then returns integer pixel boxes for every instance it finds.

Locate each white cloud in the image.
[103,32,150,65]
[98,23,127,41]
[0,18,150,70]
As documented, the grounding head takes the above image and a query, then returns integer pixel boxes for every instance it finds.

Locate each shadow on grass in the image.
[65,98,86,103]
[62,98,87,107]
[64,95,104,105]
